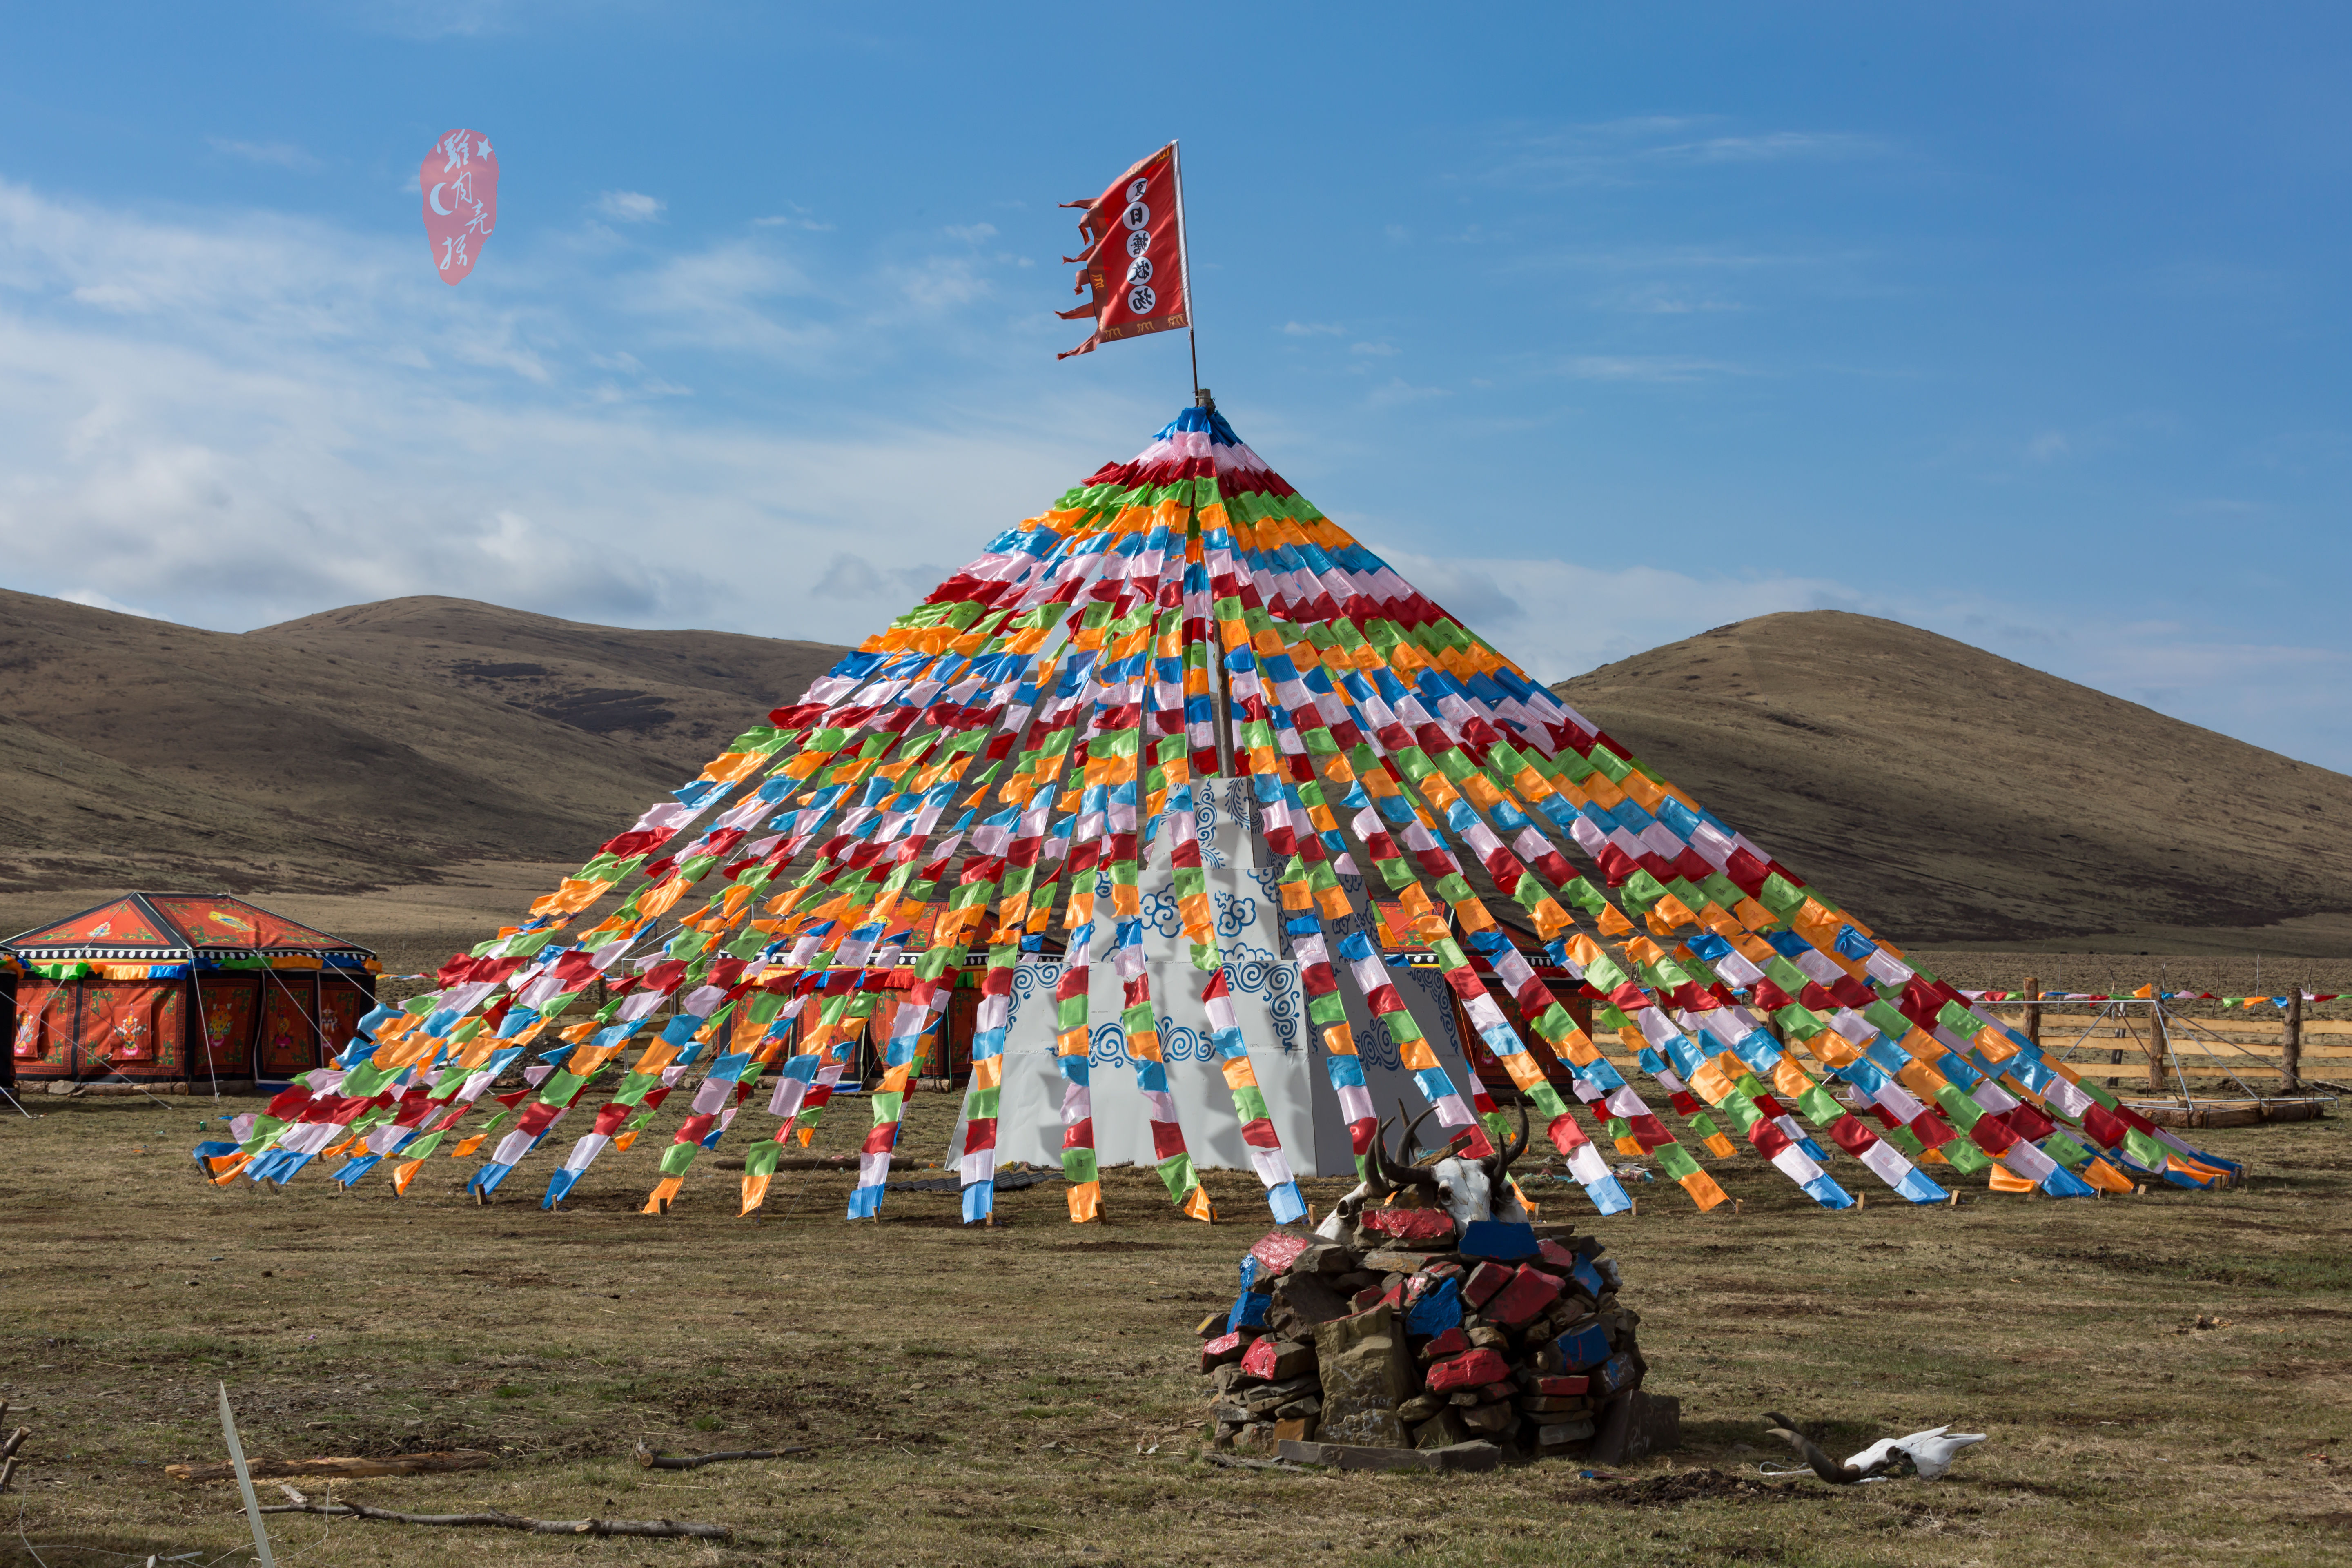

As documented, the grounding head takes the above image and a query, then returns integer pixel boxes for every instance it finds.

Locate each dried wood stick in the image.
[168,1449,493,1482]
[256,1499,729,1539]
[633,1441,810,1470]
[1199,1452,1312,1474]
[0,1421,27,1492]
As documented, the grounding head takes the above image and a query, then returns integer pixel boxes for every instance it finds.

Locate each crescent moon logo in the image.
[428,183,451,216]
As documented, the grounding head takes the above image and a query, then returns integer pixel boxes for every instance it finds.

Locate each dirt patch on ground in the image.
[1572,1466,1830,1506]
[0,1099,2346,1566]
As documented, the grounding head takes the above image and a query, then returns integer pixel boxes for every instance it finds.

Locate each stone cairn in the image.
[1198,1216,1645,1459]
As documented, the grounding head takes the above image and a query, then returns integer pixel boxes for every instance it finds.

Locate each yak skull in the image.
[1314,1099,1531,1243]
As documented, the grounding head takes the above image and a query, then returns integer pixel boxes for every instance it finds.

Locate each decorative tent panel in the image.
[12,897,178,951]
[197,977,261,1078]
[12,979,73,1070]
[75,982,184,1075]
[8,978,183,1077]
[203,403,2242,1214]
[146,896,359,953]
[257,981,321,1079]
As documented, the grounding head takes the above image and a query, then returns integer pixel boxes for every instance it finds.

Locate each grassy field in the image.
[2,1089,2349,1568]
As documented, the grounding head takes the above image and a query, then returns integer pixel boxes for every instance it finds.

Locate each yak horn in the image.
[1376,1101,1444,1196]
[1395,1099,1441,1165]
[1484,1099,1530,1186]
[1761,1412,1877,1484]
[1361,1115,1401,1198]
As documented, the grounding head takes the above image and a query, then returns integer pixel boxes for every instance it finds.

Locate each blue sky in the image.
[3,3,2349,763]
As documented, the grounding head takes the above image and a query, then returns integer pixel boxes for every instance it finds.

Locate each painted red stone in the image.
[1419,1327,1469,1359]
[1486,1265,1566,1327]
[1426,1347,1512,1393]
[1200,1332,1246,1372]
[1537,1239,1583,1272]
[1530,1374,1590,1396]
[1248,1229,1314,1277]
[1463,1261,1514,1308]
[1361,1206,1457,1246]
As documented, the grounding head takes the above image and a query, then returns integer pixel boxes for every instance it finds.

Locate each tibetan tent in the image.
[11,895,377,1092]
[208,402,2239,1211]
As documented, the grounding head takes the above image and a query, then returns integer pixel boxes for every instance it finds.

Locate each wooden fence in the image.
[1985,1009,2352,1092]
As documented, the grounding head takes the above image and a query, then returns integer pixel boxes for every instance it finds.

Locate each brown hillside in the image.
[248,597,845,769]
[0,591,846,894]
[1552,610,2352,943]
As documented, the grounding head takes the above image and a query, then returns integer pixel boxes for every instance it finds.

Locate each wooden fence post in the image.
[2283,988,2303,1094]
[2022,975,2040,1049]
[2144,1004,2169,1096]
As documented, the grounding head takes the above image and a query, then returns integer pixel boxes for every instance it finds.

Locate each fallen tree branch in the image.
[256,1499,729,1540]
[1199,1451,1312,1475]
[633,1441,810,1470]
[0,1408,28,1494]
[168,1449,494,1483]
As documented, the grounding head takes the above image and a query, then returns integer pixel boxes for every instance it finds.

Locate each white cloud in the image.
[592,190,665,223]
[1350,542,2352,768]
[1363,545,1866,681]
[1559,355,1744,383]
[0,174,1141,645]
[1496,118,1895,189]
[1654,131,1889,165]
[208,138,322,172]
[56,586,160,618]
[944,223,998,243]
[1282,321,1345,336]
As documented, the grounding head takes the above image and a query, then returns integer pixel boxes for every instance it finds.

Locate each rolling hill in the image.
[1552,611,2352,943]
[0,590,846,894]
[2,591,2347,948]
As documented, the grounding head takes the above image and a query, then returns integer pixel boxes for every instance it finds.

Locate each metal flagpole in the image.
[1172,139,1200,401]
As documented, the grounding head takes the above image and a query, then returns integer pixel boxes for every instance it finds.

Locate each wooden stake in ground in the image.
[217,1383,276,1568]
[2022,976,2041,1050]
[2283,988,2303,1093]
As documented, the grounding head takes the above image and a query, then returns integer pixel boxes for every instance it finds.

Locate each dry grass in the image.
[4,1088,2350,1568]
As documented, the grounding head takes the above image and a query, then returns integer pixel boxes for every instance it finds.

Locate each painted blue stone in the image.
[1557,1322,1611,1371]
[1592,1350,1638,1395]
[1403,1278,1462,1339]
[1572,1257,1606,1298]
[1226,1291,1270,1335]
[1458,1220,1539,1260]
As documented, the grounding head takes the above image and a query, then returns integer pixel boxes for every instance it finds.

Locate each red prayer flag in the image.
[1056,143,1190,359]
[420,129,499,285]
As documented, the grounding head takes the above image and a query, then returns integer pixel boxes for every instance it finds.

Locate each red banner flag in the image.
[421,128,499,286]
[1057,143,1190,360]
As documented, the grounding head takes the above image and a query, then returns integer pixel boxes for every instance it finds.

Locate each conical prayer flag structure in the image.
[203,403,2241,1217]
